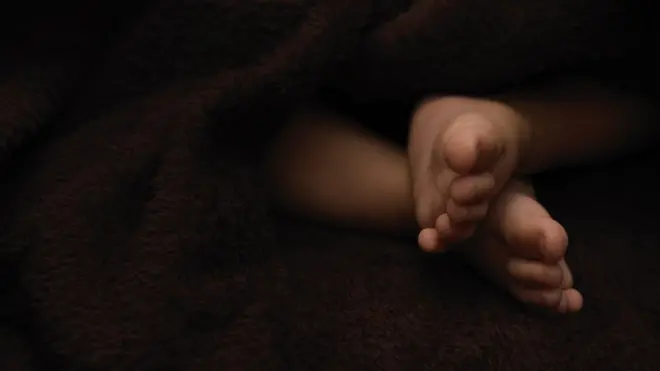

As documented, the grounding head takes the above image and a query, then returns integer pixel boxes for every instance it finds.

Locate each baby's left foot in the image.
[457,178,583,313]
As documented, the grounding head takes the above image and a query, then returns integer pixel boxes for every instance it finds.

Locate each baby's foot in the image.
[458,179,582,313]
[410,97,530,251]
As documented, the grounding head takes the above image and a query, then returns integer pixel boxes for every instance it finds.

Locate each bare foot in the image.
[428,179,582,313]
[410,97,530,251]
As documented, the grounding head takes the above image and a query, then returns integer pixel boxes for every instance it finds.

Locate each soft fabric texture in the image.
[0,0,656,370]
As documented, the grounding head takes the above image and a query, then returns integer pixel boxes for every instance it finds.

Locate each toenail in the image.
[538,235,561,262]
[538,236,549,257]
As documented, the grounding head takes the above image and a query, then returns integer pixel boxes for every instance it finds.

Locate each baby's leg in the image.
[505,79,657,174]
[267,107,578,312]
[267,106,416,234]
[411,80,657,252]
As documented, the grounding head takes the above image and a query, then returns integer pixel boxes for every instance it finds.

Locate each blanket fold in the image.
[0,0,655,370]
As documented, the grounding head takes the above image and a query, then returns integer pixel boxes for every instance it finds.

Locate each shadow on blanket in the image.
[0,0,657,370]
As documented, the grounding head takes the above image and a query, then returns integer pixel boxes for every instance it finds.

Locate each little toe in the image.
[418,228,443,253]
[442,113,504,175]
[449,174,496,204]
[557,288,584,313]
[506,258,565,288]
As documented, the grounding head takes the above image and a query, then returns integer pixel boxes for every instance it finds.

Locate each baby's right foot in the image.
[410,97,530,252]
[461,179,583,313]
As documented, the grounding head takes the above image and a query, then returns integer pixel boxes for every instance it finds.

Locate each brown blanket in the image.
[0,0,656,370]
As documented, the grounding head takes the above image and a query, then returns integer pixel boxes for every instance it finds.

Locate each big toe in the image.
[508,217,568,264]
[441,113,504,175]
[492,180,568,263]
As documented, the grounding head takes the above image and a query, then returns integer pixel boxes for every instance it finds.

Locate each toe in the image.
[414,189,446,229]
[514,287,562,308]
[507,217,567,263]
[446,200,489,223]
[443,113,504,175]
[538,219,569,263]
[558,260,574,289]
[506,258,565,288]
[418,228,443,253]
[492,180,568,263]
[435,214,477,242]
[449,174,496,204]
[513,286,583,313]
[557,288,583,313]
[461,225,582,313]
